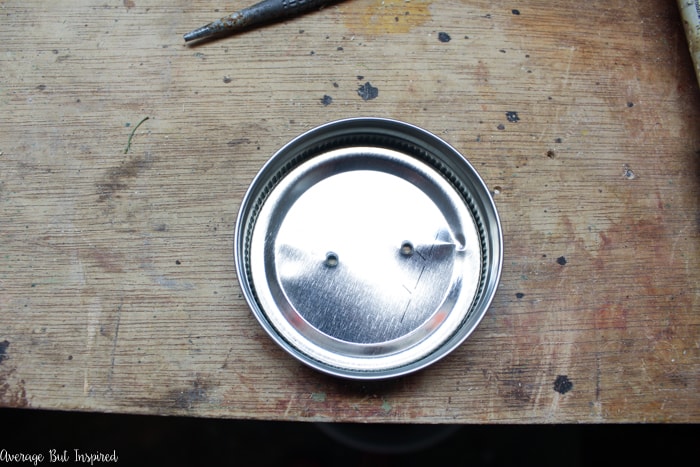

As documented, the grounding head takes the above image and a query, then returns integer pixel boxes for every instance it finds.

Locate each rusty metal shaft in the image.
[184,0,336,42]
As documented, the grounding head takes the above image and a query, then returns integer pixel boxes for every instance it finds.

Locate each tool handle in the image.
[184,0,335,42]
[248,0,333,21]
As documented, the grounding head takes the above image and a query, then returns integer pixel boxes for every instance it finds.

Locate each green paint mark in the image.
[311,392,326,402]
[381,399,392,412]
[124,116,149,154]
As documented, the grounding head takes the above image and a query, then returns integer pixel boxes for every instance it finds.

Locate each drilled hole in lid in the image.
[325,251,339,268]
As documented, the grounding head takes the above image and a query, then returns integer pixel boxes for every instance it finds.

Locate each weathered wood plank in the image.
[0,0,698,422]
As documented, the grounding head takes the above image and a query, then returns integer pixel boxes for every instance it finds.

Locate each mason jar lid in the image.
[235,118,503,379]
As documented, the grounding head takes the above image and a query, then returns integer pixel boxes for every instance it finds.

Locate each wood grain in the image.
[0,0,698,423]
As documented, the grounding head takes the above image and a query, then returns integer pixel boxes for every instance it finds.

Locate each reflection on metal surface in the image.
[235,118,503,379]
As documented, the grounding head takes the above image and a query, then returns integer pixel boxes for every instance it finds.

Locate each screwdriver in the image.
[184,0,340,43]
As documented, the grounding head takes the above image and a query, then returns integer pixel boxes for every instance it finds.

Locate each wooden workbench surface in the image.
[1,0,698,423]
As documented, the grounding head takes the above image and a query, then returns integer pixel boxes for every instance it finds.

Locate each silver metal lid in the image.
[235,118,503,379]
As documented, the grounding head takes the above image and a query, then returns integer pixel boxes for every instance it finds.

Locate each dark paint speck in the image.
[512,9,521,15]
[515,292,525,299]
[506,111,520,122]
[557,256,567,266]
[497,123,505,130]
[321,95,333,106]
[553,375,573,394]
[0,340,9,364]
[357,82,379,101]
[438,32,451,43]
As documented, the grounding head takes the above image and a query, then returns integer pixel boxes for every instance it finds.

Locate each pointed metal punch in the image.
[184,0,339,43]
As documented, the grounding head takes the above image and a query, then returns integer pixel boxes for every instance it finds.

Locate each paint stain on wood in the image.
[503,380,532,406]
[0,353,28,407]
[0,340,9,364]
[506,111,520,122]
[381,398,393,412]
[357,82,379,100]
[553,375,573,394]
[0,378,28,408]
[170,377,210,410]
[346,0,433,37]
[123,0,135,9]
[227,138,250,147]
[96,152,152,202]
[493,366,535,408]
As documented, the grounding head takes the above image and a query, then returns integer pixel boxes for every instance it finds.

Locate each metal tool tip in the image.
[183,26,211,42]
